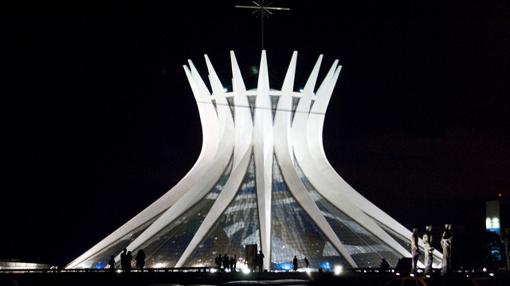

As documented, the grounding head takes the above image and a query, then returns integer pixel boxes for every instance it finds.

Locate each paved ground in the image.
[0,271,508,286]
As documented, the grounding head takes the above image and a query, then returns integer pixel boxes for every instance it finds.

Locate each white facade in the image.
[67,51,442,270]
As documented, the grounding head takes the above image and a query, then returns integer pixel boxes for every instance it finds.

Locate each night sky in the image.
[3,1,510,267]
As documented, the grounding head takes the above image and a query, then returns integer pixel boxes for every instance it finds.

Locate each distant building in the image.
[485,197,510,268]
[67,51,442,270]
[486,200,502,235]
[0,259,52,270]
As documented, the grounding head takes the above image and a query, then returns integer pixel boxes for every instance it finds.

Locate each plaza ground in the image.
[0,270,508,286]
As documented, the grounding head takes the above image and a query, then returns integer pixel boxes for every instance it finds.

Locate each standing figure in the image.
[411,228,420,273]
[231,255,237,272]
[380,258,390,271]
[257,250,264,272]
[292,256,298,271]
[215,255,221,270]
[423,225,434,274]
[120,248,128,271]
[126,251,133,272]
[135,249,146,270]
[304,257,309,269]
[440,224,452,275]
[108,255,115,272]
[223,254,230,272]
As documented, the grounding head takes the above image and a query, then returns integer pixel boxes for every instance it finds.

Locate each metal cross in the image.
[235,1,290,50]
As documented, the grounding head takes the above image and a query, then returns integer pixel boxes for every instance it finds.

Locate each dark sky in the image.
[3,1,510,266]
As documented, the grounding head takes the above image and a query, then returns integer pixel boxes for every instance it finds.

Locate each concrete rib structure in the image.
[67,51,442,270]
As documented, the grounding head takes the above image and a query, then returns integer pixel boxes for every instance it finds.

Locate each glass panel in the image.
[226,97,235,122]
[247,95,256,121]
[77,215,160,269]
[130,156,234,268]
[270,95,279,121]
[290,96,300,123]
[376,221,412,252]
[271,155,350,271]
[294,155,402,268]
[184,156,260,267]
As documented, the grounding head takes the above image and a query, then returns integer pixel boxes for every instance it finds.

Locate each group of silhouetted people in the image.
[215,254,237,272]
[108,248,146,272]
[291,256,310,271]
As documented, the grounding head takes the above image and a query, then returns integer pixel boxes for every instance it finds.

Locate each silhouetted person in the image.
[135,249,146,270]
[293,256,298,271]
[223,254,229,271]
[380,258,390,271]
[232,255,237,272]
[441,224,452,276]
[423,225,433,274]
[304,257,309,269]
[411,228,420,273]
[229,256,235,272]
[108,255,115,272]
[126,251,133,272]
[257,250,264,272]
[120,248,128,271]
[215,255,221,270]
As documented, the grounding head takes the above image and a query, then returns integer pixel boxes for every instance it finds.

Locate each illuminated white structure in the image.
[67,51,442,270]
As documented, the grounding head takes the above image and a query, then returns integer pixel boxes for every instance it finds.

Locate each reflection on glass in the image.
[77,216,160,269]
[271,155,349,270]
[376,221,411,251]
[184,156,260,267]
[294,155,401,268]
[123,156,234,268]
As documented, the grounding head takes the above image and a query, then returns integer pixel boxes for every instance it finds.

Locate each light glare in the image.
[153,262,167,269]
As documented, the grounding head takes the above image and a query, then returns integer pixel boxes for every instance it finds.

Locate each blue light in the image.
[275,262,293,270]
[488,228,500,235]
[486,217,501,234]
[95,262,106,269]
[320,262,332,270]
